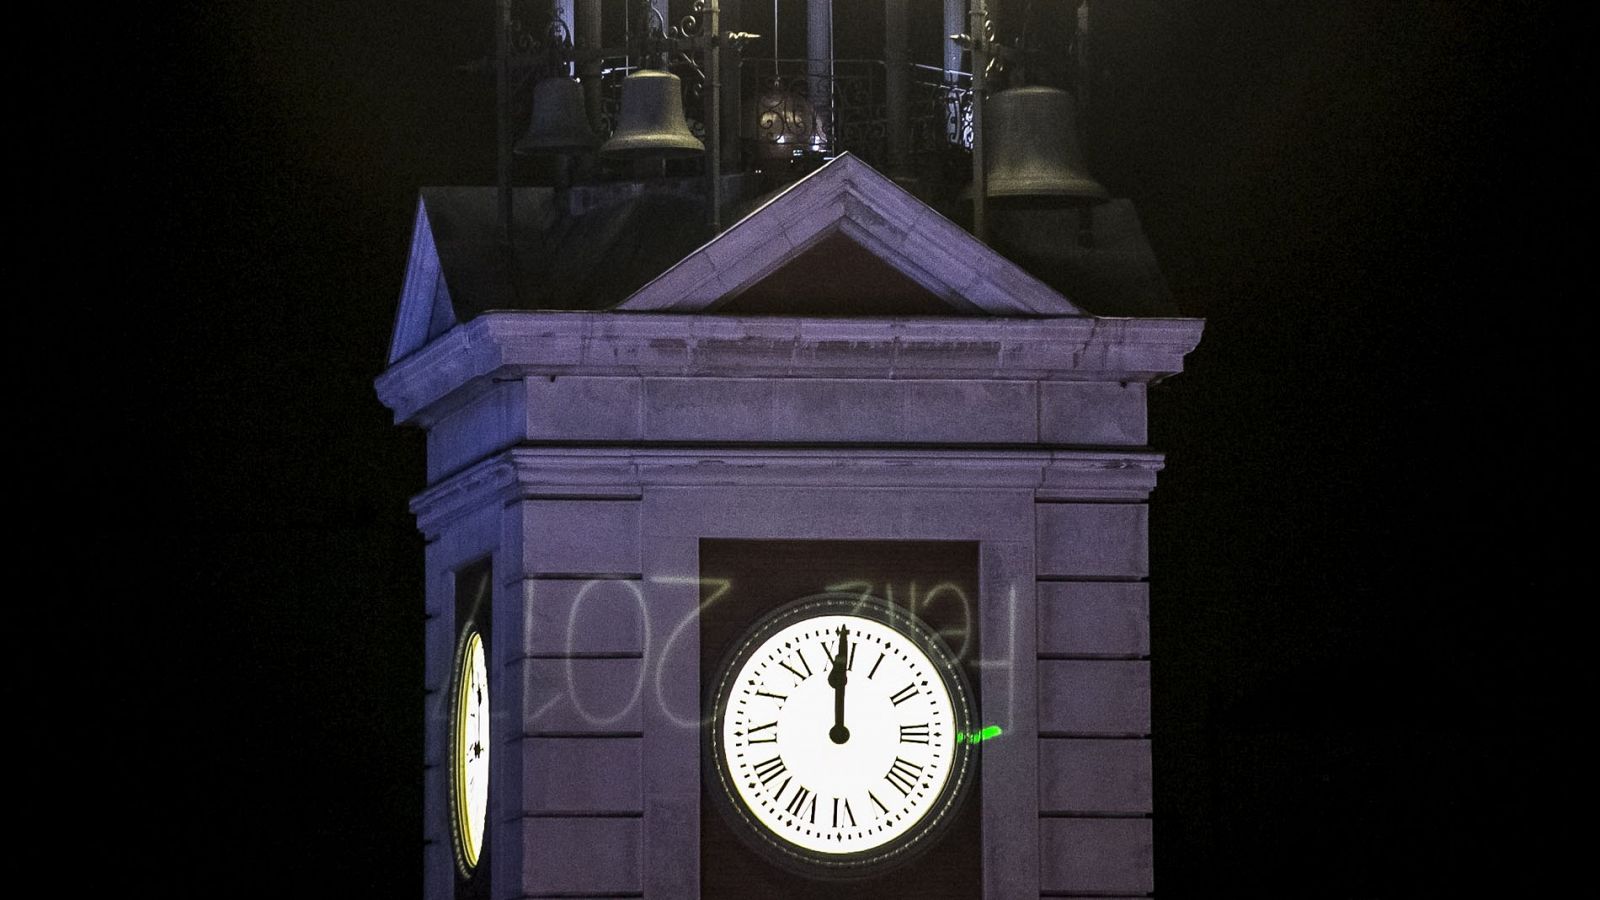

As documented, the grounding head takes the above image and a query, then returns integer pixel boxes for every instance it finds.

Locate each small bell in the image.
[515,77,597,155]
[600,69,705,159]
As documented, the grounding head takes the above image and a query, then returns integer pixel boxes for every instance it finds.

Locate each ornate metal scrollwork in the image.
[504,1,576,81]
[673,0,707,40]
[906,68,973,159]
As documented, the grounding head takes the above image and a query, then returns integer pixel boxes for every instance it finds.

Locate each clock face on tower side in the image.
[708,594,976,877]
[451,629,490,874]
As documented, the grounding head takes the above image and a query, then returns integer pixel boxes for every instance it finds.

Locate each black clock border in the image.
[703,592,979,881]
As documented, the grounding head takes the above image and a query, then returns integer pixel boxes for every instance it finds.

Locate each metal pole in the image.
[970,2,989,244]
[708,1,723,232]
[1076,0,1091,124]
[943,0,964,147]
[807,0,833,154]
[944,0,964,81]
[720,0,743,172]
[496,0,513,247]
[552,1,576,76]
[885,0,908,176]
[577,0,602,134]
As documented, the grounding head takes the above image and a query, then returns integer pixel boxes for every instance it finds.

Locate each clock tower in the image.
[378,151,1201,897]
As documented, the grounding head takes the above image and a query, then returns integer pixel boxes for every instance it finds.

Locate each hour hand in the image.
[828,640,848,690]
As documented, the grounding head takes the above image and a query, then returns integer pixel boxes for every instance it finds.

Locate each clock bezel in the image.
[705,592,977,879]
[449,626,490,878]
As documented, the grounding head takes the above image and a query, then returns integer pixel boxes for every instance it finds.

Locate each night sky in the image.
[87,1,1575,895]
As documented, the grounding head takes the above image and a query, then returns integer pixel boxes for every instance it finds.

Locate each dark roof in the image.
[412,163,1174,321]
[421,181,714,317]
[982,201,1180,317]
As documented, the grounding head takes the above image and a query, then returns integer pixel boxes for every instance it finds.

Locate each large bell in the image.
[599,69,704,158]
[515,77,597,155]
[978,86,1108,205]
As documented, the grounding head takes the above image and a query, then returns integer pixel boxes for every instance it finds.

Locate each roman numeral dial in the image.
[452,630,490,872]
[714,596,975,870]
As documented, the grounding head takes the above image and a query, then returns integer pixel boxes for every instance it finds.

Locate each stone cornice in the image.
[375,312,1204,426]
[409,455,520,539]
[410,447,1166,535]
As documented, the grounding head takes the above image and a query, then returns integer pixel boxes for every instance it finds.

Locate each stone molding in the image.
[409,447,1165,537]
[376,311,1204,426]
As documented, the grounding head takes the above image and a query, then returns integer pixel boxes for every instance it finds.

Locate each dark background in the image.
[79,0,1575,895]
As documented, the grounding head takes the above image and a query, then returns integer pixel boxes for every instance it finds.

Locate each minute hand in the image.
[828,624,850,744]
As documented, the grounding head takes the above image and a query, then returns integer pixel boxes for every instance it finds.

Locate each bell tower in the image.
[378,3,1201,898]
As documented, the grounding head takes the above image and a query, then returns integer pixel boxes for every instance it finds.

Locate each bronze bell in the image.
[978,86,1108,205]
[515,77,597,155]
[600,69,705,158]
[749,78,828,164]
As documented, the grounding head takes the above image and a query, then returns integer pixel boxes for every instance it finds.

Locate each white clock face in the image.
[453,630,490,871]
[711,596,973,871]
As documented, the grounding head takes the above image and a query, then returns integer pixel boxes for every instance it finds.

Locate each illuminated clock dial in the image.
[709,594,975,875]
[452,629,490,873]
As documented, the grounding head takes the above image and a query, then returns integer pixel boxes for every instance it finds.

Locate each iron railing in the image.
[734,58,974,170]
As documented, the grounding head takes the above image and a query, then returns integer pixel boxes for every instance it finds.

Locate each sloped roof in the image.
[387,156,1180,365]
[388,182,721,364]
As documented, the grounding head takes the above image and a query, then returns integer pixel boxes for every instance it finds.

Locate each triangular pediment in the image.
[616,154,1086,316]
[718,230,964,316]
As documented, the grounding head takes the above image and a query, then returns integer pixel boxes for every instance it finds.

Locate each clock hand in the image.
[829,624,850,744]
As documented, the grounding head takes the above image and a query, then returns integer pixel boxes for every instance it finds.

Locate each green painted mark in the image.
[957,725,1003,745]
